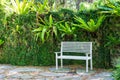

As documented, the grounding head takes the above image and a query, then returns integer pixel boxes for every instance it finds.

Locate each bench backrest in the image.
[61,42,92,54]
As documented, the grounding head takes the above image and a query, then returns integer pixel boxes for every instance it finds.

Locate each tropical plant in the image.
[3,0,34,15]
[32,0,50,14]
[58,22,76,39]
[104,35,120,58]
[99,0,120,16]
[73,15,105,32]
[33,15,58,43]
[105,35,120,48]
[93,0,106,7]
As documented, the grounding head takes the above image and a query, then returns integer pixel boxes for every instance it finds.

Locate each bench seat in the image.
[57,55,91,60]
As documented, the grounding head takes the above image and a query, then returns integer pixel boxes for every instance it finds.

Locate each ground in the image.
[0,64,114,80]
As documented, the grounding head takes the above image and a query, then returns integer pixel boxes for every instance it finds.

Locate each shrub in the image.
[113,57,120,80]
[0,0,120,68]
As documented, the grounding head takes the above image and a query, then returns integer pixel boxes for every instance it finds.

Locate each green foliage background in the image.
[0,0,120,70]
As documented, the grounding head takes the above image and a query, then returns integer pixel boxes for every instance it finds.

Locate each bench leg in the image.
[90,59,93,70]
[61,58,63,68]
[86,59,88,72]
[56,54,58,69]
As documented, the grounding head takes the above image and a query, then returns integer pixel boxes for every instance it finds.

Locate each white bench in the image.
[55,42,93,72]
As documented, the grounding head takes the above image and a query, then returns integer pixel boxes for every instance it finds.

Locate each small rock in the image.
[94,72,113,77]
[39,72,66,77]
[88,72,114,80]
[10,73,33,79]
[49,67,70,73]
[76,68,95,76]
[0,70,5,74]
[0,74,6,79]
[55,76,81,80]
[0,65,14,70]
[9,67,43,73]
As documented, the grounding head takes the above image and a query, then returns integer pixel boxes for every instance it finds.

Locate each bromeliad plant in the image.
[3,0,34,15]
[104,35,120,55]
[33,15,58,43]
[32,0,50,14]
[73,15,105,32]
[99,0,120,16]
[105,35,120,48]
[58,22,76,39]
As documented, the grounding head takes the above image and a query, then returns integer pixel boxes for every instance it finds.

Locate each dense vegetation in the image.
[0,0,120,74]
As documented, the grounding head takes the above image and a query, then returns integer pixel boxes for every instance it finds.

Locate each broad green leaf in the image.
[39,17,46,24]
[49,15,53,27]
[0,39,4,45]
[74,17,88,28]
[41,28,47,43]
[33,15,58,43]
[74,15,105,32]
[96,15,105,27]
[53,26,57,36]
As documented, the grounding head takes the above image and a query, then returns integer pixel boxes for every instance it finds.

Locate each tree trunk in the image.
[76,0,81,10]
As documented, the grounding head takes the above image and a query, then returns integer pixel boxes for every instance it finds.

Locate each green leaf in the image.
[53,26,57,36]
[74,16,88,28]
[41,28,47,43]
[74,15,105,32]
[49,15,53,27]
[96,15,105,28]
[33,15,58,43]
[0,39,4,45]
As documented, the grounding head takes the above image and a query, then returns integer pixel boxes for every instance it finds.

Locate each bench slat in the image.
[57,56,91,60]
[61,42,92,53]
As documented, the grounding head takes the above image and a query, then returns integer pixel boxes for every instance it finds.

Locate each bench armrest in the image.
[55,52,61,58]
[54,52,61,54]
